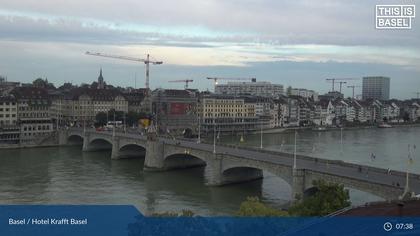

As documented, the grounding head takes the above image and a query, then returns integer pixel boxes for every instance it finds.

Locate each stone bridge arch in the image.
[83,136,113,152]
[117,142,147,159]
[220,159,294,193]
[163,149,207,170]
[67,134,84,145]
[221,160,293,186]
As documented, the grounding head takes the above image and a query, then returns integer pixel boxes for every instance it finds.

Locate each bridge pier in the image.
[111,137,121,160]
[58,130,68,145]
[292,169,306,202]
[205,156,223,186]
[82,133,90,151]
[143,140,165,171]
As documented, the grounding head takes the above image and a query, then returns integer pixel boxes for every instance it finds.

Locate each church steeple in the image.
[97,68,105,89]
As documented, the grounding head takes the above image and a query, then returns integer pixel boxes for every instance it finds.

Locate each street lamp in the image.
[112,111,116,137]
[403,144,416,198]
[293,130,297,169]
[340,127,343,155]
[213,118,216,154]
[123,112,126,133]
[260,121,263,149]
[197,113,201,144]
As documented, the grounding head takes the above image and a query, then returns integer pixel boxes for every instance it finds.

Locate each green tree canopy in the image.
[289,180,351,216]
[236,197,288,217]
[95,112,108,126]
[126,111,150,126]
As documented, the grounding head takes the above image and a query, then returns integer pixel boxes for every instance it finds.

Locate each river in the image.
[0,126,419,216]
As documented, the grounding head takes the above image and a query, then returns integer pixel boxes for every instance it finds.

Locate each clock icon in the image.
[384,222,393,232]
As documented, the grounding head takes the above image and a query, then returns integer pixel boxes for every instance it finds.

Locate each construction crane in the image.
[326,78,358,92]
[169,79,194,89]
[207,77,256,85]
[414,92,420,99]
[85,51,163,91]
[337,82,347,93]
[347,85,362,99]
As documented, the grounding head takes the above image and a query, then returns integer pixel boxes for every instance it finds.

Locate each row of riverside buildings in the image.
[199,95,420,133]
[1,73,419,143]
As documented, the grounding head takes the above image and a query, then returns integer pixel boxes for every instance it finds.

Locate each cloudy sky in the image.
[0,0,419,98]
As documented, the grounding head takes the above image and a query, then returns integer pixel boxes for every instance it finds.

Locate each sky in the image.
[0,0,419,99]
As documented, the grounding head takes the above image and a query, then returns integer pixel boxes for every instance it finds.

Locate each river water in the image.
[0,126,419,216]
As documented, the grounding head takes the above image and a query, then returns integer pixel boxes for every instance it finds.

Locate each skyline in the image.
[0,0,419,99]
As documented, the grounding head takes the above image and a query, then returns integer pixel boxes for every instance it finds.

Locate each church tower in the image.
[97,68,105,89]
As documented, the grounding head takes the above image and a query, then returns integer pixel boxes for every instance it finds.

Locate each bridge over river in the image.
[58,128,420,201]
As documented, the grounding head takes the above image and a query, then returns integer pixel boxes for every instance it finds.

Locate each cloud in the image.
[0,0,419,99]
[0,0,419,46]
[0,7,419,69]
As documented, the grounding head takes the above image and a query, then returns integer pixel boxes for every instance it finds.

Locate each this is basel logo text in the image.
[376,5,415,29]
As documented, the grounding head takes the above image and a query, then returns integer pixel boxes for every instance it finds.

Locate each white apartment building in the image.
[215,80,284,98]
[290,88,318,101]
[0,96,17,126]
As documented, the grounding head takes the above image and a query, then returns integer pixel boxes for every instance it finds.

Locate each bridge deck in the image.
[70,129,420,194]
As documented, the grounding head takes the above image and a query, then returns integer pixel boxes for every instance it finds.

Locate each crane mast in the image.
[347,85,361,99]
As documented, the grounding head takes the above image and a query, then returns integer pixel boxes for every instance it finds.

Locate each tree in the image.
[125,111,150,127]
[289,180,351,216]
[236,197,288,217]
[91,81,99,89]
[33,78,55,89]
[95,112,108,126]
[33,78,47,88]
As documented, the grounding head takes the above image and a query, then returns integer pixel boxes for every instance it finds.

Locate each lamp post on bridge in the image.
[402,144,416,198]
[213,118,216,154]
[197,113,201,144]
[83,119,86,134]
[123,112,126,134]
[293,129,297,170]
[260,121,263,149]
[112,111,116,137]
[340,127,343,155]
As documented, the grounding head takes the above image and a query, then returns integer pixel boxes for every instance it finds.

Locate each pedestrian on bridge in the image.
[370,153,376,161]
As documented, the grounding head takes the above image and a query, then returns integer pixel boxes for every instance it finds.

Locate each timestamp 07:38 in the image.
[383,222,414,232]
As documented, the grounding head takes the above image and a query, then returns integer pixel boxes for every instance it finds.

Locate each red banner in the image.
[170,103,190,115]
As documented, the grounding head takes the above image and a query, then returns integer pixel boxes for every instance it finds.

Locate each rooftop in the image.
[336,200,420,216]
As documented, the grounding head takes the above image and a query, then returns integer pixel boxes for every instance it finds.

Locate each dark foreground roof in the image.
[336,200,420,216]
